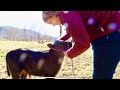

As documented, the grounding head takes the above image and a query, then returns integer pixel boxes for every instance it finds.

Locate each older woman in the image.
[42,11,120,79]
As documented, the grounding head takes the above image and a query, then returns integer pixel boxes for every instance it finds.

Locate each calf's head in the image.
[47,40,72,52]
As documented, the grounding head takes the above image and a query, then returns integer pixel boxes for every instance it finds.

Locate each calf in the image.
[6,40,72,79]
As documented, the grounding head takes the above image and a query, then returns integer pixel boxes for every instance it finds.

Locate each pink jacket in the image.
[59,11,120,59]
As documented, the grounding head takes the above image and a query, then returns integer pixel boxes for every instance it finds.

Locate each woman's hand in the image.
[63,50,69,58]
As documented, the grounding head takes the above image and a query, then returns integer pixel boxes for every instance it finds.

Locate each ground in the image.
[0,41,120,79]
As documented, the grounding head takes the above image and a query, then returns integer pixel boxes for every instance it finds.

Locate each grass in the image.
[0,41,120,79]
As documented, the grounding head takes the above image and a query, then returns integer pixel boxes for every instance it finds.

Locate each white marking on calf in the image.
[37,59,45,70]
[19,53,27,62]
[58,58,63,65]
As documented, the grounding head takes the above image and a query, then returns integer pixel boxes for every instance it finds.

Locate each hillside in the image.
[0,26,57,41]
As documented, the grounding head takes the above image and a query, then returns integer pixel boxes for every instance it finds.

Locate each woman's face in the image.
[46,15,61,26]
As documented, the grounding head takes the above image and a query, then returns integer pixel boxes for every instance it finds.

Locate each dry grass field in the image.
[0,41,120,79]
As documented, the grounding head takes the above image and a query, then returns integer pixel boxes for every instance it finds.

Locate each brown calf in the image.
[6,40,72,79]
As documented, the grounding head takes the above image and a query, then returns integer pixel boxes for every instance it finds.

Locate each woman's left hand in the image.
[63,50,69,58]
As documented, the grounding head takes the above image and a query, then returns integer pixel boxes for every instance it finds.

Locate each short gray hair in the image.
[42,11,61,22]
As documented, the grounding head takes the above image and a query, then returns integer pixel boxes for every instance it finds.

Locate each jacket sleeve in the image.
[67,12,90,59]
[58,29,71,41]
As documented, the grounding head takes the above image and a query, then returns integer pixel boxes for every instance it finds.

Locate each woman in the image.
[42,11,120,79]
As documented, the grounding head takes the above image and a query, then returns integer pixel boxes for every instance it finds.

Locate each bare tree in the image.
[23,27,27,41]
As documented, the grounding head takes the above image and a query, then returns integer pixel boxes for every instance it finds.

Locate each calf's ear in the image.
[47,43,54,49]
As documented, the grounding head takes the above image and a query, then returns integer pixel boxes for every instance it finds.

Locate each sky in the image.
[0,11,66,37]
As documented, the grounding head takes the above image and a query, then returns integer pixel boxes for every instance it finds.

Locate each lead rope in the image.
[67,42,75,79]
[71,59,75,79]
[60,25,62,37]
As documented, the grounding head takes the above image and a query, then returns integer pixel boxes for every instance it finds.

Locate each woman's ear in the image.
[46,19,52,24]
[47,43,54,49]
